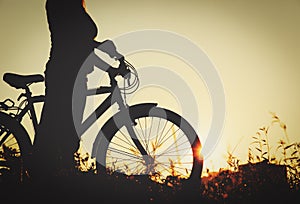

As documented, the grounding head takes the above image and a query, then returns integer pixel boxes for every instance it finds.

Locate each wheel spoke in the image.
[118,128,136,147]
[108,146,142,161]
[133,123,148,152]
[156,126,181,151]
[147,117,154,151]
[156,140,190,158]
[149,131,187,156]
[155,119,168,149]
[157,148,192,158]
[155,160,192,173]
[137,118,150,153]
[154,118,162,151]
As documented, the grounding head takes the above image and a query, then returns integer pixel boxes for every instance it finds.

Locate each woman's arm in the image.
[93,40,124,60]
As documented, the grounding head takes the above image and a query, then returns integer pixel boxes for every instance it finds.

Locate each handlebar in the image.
[108,58,131,80]
[118,60,131,79]
[106,58,139,94]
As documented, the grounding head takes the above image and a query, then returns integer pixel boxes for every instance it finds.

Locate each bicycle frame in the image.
[1,75,149,159]
[1,76,127,139]
[78,77,149,157]
[78,79,123,136]
[0,87,44,134]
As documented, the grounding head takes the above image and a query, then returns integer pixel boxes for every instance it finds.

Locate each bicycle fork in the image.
[121,109,155,173]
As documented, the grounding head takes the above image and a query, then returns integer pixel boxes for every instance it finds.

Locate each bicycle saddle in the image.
[3,73,44,89]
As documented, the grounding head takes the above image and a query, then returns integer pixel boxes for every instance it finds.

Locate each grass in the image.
[1,164,298,204]
[1,113,299,203]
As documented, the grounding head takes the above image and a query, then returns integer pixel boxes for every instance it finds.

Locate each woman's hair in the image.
[82,0,86,10]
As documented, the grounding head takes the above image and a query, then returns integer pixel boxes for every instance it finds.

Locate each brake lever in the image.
[127,71,131,86]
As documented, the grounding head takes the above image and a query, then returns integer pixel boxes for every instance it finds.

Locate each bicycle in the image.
[0,60,203,183]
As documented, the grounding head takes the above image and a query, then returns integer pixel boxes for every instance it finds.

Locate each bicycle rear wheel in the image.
[0,112,32,183]
[93,106,203,182]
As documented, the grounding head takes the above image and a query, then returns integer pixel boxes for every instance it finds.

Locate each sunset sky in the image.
[0,0,299,173]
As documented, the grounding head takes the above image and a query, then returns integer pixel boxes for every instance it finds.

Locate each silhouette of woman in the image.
[32,0,124,179]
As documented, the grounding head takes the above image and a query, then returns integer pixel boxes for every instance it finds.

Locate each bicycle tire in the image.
[92,105,203,182]
[0,112,32,183]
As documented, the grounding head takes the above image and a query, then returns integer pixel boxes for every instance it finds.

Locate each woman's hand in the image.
[107,59,130,79]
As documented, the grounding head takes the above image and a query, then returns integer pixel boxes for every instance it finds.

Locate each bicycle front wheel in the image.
[93,106,203,182]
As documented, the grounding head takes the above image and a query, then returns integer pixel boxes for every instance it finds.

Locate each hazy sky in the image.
[0,0,299,172]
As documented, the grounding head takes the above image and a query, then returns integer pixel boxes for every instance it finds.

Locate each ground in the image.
[1,168,299,204]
